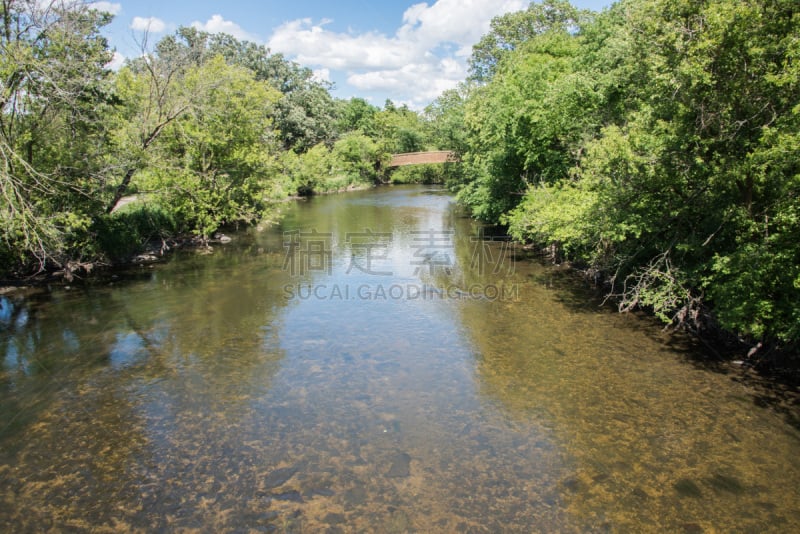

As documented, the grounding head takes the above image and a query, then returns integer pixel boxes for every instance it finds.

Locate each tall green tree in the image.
[469,0,588,82]
[1,0,114,272]
[424,83,473,154]
[151,56,285,238]
[336,97,379,137]
[461,28,590,221]
[105,36,194,213]
[374,104,427,154]
[499,0,800,347]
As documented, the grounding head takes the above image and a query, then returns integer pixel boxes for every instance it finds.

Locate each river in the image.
[1,185,799,532]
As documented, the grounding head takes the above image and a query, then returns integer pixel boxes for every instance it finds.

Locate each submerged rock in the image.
[323,512,346,525]
[705,472,744,494]
[344,486,367,507]
[674,478,703,498]
[264,467,297,489]
[132,253,160,264]
[272,490,303,503]
[386,452,411,478]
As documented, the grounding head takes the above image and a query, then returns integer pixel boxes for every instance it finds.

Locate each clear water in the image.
[1,186,799,532]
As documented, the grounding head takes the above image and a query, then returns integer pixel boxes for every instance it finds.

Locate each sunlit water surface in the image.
[1,186,799,532]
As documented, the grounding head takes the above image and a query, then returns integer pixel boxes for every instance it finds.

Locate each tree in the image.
[336,97,379,137]
[498,0,800,348]
[151,56,284,237]
[1,0,114,272]
[460,29,588,221]
[374,105,427,154]
[105,29,196,213]
[332,132,382,183]
[152,28,340,153]
[468,0,588,82]
[424,84,473,154]
[274,83,339,152]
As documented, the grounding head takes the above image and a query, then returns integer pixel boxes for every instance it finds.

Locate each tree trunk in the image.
[106,167,136,213]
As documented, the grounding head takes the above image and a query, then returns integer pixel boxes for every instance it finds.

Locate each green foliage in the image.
[94,204,177,261]
[424,84,473,154]
[336,98,379,137]
[1,6,385,273]
[283,133,386,194]
[282,145,335,194]
[469,0,588,81]
[374,106,428,154]
[1,1,114,273]
[390,164,451,184]
[0,1,451,280]
[456,0,800,348]
[149,56,285,237]
[504,182,599,260]
[332,132,383,184]
[459,29,589,222]
[274,84,339,152]
[706,178,800,343]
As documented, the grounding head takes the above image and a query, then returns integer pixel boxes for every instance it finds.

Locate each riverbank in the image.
[0,233,228,289]
[0,183,379,290]
[4,183,798,383]
[519,240,800,382]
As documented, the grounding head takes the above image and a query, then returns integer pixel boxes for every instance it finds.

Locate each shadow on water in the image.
[521,253,800,435]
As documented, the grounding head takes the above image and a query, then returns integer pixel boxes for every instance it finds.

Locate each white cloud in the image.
[348,58,467,109]
[88,1,121,15]
[130,16,167,33]
[191,14,260,42]
[397,0,526,49]
[312,68,331,84]
[105,50,126,70]
[269,19,415,70]
[267,0,527,108]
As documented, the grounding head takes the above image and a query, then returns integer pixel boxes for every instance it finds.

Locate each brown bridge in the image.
[388,151,460,167]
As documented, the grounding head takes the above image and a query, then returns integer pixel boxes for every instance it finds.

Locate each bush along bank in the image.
[438,0,799,368]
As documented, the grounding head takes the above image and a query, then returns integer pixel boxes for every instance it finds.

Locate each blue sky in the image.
[93,0,612,109]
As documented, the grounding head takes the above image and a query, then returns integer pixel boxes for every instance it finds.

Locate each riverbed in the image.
[1,186,799,532]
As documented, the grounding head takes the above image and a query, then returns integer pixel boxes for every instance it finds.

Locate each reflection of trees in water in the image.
[0,286,156,527]
[0,239,295,529]
[1,289,124,442]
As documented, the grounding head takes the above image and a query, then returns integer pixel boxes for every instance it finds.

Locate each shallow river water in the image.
[1,186,799,532]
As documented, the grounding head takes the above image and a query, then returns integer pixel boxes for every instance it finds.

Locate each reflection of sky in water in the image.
[108,332,146,370]
[0,186,799,532]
